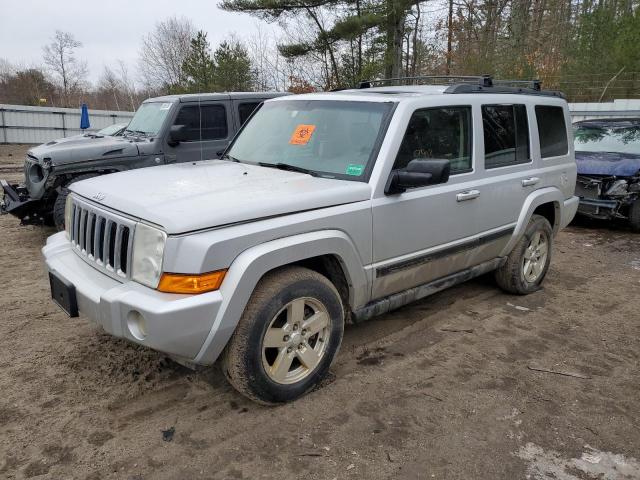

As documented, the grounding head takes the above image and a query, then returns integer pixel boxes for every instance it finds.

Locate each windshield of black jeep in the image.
[574,124,640,155]
[227,100,393,179]
[125,102,172,136]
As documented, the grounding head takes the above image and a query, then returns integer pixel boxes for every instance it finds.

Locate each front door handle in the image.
[456,190,480,202]
[521,177,540,187]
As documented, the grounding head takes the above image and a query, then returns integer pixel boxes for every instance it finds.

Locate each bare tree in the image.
[116,60,140,111]
[138,16,195,91]
[42,30,88,106]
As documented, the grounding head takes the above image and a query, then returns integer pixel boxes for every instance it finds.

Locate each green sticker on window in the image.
[345,164,365,176]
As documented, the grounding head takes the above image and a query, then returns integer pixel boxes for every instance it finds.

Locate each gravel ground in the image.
[1,144,639,480]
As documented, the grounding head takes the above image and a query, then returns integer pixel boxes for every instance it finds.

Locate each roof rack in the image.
[358,75,493,89]
[357,75,564,98]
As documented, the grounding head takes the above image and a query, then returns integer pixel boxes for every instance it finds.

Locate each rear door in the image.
[469,101,540,262]
[165,101,233,163]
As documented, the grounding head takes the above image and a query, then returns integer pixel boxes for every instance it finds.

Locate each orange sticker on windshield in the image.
[289,124,316,145]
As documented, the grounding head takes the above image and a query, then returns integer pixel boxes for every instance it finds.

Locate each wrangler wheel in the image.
[222,266,344,404]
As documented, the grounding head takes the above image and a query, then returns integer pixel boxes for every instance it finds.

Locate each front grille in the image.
[69,196,136,280]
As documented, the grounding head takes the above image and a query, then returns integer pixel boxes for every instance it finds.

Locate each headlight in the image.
[64,194,73,239]
[131,223,167,288]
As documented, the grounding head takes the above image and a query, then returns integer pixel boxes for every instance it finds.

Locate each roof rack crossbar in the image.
[492,79,541,91]
[358,75,493,89]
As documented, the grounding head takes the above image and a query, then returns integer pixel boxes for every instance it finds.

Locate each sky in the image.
[0,0,269,84]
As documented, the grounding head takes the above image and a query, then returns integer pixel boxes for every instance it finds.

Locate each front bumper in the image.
[1,179,48,223]
[42,232,224,363]
[577,197,620,219]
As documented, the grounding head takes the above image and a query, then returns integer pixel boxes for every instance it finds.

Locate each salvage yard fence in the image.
[0,104,134,145]
[1,99,640,145]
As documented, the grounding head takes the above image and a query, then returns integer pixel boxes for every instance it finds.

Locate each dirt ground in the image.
[1,144,639,480]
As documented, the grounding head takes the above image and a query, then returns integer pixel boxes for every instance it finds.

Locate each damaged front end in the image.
[1,155,57,225]
[575,173,640,220]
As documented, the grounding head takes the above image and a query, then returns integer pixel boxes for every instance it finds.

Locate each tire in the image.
[629,199,640,232]
[53,174,99,231]
[222,266,344,404]
[495,214,553,295]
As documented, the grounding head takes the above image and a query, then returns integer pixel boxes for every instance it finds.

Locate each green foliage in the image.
[181,31,216,93]
[212,40,254,91]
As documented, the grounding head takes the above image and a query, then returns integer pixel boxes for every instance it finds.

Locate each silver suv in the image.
[43,77,578,404]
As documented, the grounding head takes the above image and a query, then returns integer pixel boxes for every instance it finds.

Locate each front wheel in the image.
[222,266,344,404]
[495,214,553,295]
[53,174,99,231]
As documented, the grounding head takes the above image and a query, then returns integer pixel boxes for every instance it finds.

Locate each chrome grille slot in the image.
[68,196,136,280]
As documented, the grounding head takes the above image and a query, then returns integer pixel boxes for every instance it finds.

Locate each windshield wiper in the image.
[258,162,318,176]
[124,129,149,137]
[220,153,240,162]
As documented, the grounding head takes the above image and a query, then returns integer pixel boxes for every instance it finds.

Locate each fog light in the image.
[127,310,147,340]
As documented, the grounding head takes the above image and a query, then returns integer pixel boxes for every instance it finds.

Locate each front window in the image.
[125,102,172,136]
[574,123,640,155]
[393,106,472,174]
[227,100,393,180]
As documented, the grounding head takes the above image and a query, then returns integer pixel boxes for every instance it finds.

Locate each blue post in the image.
[80,103,90,130]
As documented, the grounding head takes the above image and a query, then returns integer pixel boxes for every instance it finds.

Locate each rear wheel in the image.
[222,266,344,404]
[629,199,640,232]
[53,174,99,231]
[495,214,553,295]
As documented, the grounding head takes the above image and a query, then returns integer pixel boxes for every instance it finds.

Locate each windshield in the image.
[227,99,393,179]
[125,102,172,136]
[574,124,640,155]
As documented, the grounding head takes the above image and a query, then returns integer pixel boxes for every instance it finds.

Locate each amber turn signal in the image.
[157,270,227,294]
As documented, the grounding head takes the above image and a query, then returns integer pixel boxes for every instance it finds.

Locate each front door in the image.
[165,102,233,163]
[371,105,484,300]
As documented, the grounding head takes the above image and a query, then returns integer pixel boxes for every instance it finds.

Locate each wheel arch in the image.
[193,229,369,365]
[500,187,564,257]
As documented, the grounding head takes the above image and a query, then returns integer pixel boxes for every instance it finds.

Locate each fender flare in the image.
[193,229,368,365]
[500,187,563,257]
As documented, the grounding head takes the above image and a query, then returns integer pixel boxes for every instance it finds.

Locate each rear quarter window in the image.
[535,106,568,158]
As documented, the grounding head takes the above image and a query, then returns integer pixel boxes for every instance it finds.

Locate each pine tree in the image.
[181,31,216,93]
[212,40,254,91]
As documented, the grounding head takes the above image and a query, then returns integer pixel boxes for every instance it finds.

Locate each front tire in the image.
[222,266,344,404]
[53,174,99,231]
[495,214,553,295]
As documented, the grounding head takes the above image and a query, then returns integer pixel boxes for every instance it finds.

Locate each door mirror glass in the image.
[168,125,187,145]
[385,159,451,194]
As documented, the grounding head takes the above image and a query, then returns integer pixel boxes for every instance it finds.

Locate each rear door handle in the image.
[456,190,480,202]
[521,177,540,187]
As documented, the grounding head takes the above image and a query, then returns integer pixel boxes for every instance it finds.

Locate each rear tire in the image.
[53,174,99,231]
[629,199,640,232]
[222,266,344,404]
[495,214,553,295]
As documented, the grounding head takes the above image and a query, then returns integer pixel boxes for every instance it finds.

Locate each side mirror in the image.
[385,159,451,195]
[168,125,187,146]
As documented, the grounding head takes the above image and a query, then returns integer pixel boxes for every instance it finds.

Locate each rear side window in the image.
[482,104,529,168]
[535,106,568,158]
[394,106,473,175]
[238,102,261,125]
[173,104,228,141]
[201,105,228,140]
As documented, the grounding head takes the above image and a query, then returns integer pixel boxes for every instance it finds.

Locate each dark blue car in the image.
[574,118,640,231]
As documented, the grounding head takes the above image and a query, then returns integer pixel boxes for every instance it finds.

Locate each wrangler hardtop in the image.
[43,76,578,404]
[1,91,286,229]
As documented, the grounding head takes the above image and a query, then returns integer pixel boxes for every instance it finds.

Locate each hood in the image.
[28,135,141,166]
[71,160,372,234]
[575,151,640,177]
